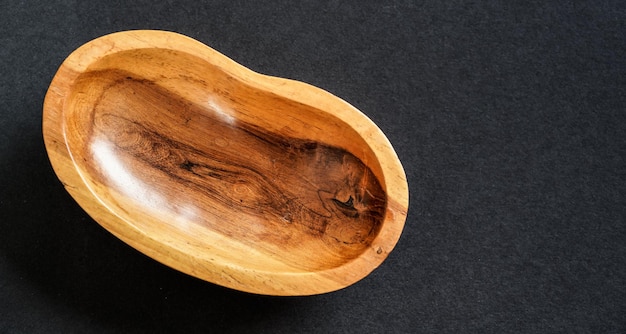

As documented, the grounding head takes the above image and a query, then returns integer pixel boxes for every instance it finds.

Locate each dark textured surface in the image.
[1,1,625,332]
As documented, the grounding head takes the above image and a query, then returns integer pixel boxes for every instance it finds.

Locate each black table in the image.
[1,1,624,332]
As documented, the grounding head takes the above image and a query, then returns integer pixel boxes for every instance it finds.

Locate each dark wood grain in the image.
[67,68,386,270]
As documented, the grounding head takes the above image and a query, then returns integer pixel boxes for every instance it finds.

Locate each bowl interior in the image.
[63,48,388,272]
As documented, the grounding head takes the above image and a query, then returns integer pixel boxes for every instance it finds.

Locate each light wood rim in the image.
[43,30,408,295]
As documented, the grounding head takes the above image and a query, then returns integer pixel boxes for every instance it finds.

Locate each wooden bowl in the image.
[43,30,408,295]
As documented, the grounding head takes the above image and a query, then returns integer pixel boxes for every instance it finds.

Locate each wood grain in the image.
[43,30,408,295]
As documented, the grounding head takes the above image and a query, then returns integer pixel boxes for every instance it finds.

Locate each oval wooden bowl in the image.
[43,30,408,295]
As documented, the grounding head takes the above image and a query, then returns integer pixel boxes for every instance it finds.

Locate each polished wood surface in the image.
[43,30,408,295]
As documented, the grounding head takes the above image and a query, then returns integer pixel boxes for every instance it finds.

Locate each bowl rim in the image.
[43,30,409,295]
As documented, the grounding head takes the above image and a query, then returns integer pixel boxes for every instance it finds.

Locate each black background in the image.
[1,1,625,333]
